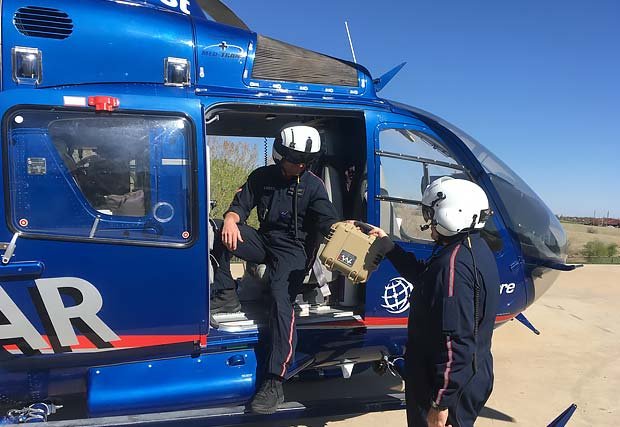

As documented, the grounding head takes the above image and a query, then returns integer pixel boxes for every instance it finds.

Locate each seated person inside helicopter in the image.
[56,140,147,217]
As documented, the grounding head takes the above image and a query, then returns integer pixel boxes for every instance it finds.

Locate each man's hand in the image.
[345,220,388,238]
[367,226,387,239]
[221,214,243,251]
[427,407,451,427]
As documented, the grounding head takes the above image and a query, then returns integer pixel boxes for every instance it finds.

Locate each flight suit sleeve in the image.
[224,170,259,223]
[385,242,426,278]
[308,181,340,236]
[429,247,477,409]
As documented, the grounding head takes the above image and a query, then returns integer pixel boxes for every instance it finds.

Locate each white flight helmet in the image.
[272,124,321,165]
[421,177,491,237]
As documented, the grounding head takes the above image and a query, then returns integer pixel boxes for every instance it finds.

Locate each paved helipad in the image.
[248,265,619,426]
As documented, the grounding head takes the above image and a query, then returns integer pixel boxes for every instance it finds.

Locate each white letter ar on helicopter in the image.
[0,286,48,350]
[0,278,119,350]
[160,0,191,15]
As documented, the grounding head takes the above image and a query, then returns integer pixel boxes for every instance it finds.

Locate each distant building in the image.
[559,216,620,227]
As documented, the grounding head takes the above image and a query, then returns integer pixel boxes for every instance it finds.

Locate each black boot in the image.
[210,289,241,314]
[250,377,284,414]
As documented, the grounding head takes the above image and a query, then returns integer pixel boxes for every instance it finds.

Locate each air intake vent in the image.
[14,6,73,40]
[252,35,359,87]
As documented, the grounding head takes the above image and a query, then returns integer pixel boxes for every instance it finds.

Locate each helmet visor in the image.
[283,150,308,165]
[274,139,311,165]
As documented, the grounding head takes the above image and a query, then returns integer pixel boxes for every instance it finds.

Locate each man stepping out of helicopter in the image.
[210,124,340,414]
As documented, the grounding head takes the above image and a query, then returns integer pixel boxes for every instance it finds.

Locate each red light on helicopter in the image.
[88,96,120,112]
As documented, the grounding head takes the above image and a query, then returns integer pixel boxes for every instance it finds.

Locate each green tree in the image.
[208,137,259,228]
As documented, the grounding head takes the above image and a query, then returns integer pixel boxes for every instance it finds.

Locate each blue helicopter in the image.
[0,0,575,424]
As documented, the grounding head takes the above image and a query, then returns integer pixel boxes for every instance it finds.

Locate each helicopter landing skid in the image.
[35,393,406,426]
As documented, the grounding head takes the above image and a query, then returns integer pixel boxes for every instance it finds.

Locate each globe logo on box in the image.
[381,277,414,314]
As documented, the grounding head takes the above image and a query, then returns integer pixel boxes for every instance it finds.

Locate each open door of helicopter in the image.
[364,110,527,324]
[204,104,370,334]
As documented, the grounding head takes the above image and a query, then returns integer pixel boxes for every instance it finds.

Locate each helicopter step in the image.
[212,304,359,333]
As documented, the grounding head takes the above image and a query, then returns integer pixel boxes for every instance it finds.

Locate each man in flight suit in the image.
[210,124,339,414]
[369,177,499,427]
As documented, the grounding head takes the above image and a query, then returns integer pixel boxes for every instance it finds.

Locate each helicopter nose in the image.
[530,264,562,301]
[470,155,568,302]
[505,192,569,301]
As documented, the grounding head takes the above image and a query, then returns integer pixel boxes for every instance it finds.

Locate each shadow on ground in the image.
[480,406,516,422]
[238,404,515,427]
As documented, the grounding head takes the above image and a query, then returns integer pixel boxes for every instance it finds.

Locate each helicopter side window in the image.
[60,141,147,217]
[377,128,468,243]
[5,109,194,246]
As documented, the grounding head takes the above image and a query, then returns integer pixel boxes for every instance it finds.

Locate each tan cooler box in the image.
[319,221,385,283]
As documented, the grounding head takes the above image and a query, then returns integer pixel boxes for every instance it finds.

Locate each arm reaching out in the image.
[366,225,426,278]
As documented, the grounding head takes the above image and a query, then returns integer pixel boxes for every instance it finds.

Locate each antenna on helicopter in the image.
[344,21,357,64]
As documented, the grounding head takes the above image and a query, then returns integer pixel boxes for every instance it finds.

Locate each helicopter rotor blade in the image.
[195,0,250,31]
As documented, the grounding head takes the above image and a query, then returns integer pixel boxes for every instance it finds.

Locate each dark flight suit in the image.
[385,232,500,427]
[212,164,338,378]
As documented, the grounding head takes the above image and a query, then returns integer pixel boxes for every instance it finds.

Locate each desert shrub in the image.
[587,227,597,234]
[581,240,617,257]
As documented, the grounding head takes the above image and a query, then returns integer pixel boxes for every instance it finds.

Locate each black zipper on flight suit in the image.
[290,174,308,258]
[294,175,300,240]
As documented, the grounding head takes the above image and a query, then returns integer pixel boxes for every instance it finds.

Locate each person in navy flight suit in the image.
[210,124,339,414]
[369,177,500,427]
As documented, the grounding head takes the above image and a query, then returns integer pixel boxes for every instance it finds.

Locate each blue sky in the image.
[229,0,619,218]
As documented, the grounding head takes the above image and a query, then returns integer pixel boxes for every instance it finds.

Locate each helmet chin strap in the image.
[468,214,479,231]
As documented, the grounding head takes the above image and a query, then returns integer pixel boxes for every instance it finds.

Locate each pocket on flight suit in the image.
[442,297,460,335]
[257,192,273,222]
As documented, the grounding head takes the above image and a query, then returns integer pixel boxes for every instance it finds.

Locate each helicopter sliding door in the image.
[1,107,206,366]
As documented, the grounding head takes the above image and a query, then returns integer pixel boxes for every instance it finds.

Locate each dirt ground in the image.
[250,264,619,427]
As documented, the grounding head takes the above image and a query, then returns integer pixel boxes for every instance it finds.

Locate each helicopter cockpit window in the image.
[458,135,568,262]
[5,109,194,245]
[377,128,469,243]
